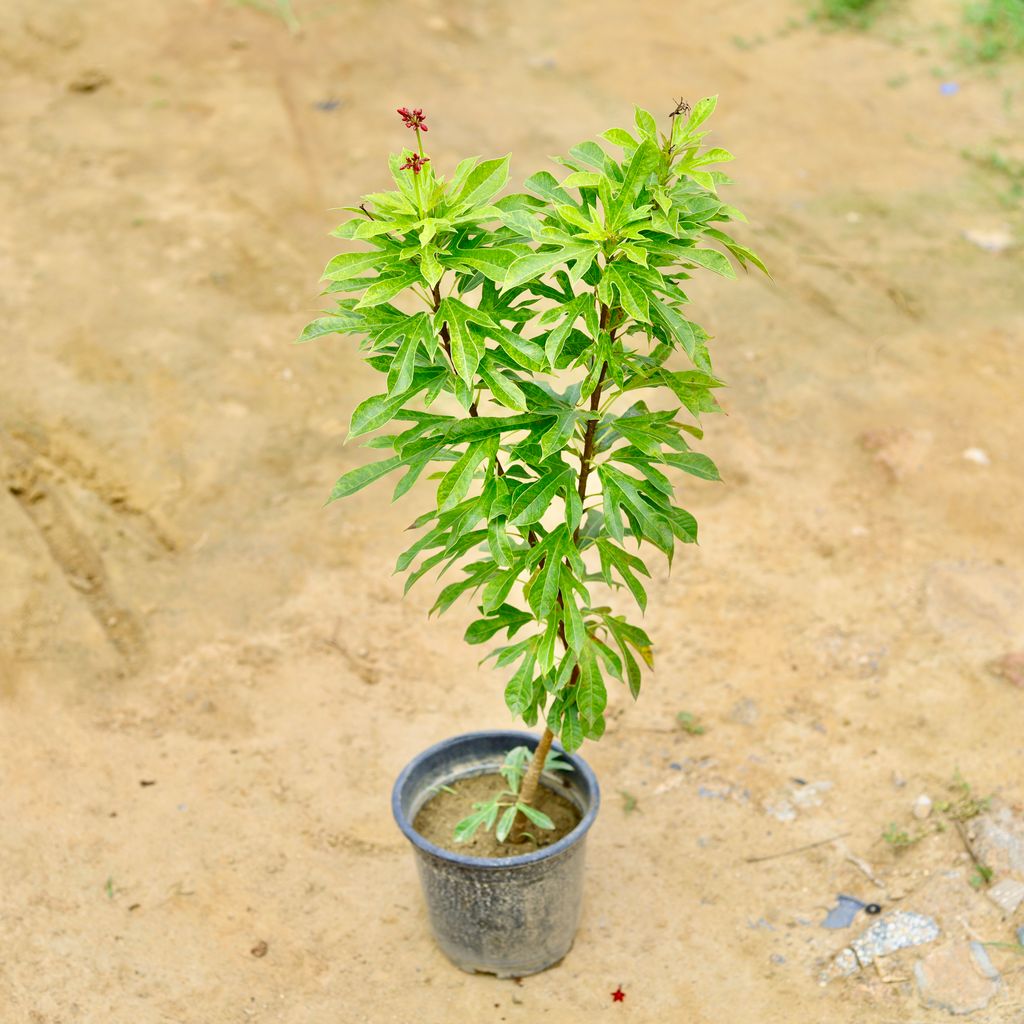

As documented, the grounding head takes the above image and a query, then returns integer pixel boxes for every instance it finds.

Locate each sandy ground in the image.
[2,1,1023,1021]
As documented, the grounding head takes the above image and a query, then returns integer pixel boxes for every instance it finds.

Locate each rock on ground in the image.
[915,941,1001,1015]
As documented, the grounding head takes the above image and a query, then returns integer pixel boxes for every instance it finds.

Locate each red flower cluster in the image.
[397,107,428,132]
[400,153,430,174]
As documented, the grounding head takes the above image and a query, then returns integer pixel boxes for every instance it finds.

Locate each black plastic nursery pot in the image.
[391,730,601,977]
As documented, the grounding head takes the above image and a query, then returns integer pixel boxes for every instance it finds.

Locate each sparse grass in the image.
[970,864,995,889]
[937,769,992,822]
[811,0,885,28]
[961,0,1024,62]
[962,145,1024,205]
[676,711,706,736]
[620,790,639,814]
[882,822,922,849]
[233,0,302,33]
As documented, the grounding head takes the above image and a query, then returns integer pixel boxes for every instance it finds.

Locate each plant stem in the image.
[517,726,555,810]
[517,301,614,819]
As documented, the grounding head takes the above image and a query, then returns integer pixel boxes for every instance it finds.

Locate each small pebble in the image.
[962,446,991,466]
[963,228,1012,254]
[939,81,960,95]
[913,794,933,820]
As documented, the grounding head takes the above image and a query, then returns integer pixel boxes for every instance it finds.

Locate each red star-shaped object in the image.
[611,986,626,1003]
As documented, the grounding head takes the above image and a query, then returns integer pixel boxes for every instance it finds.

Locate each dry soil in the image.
[1,1,1023,1023]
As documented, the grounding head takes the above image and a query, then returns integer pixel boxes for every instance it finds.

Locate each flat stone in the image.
[850,910,940,967]
[974,808,1024,879]
[963,227,1013,254]
[824,910,940,983]
[915,941,1000,1014]
[986,877,1024,916]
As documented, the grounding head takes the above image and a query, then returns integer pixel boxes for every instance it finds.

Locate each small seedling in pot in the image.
[453,746,574,844]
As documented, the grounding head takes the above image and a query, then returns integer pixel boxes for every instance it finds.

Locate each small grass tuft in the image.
[676,711,706,736]
[961,0,1024,62]
[882,822,921,849]
[811,0,885,28]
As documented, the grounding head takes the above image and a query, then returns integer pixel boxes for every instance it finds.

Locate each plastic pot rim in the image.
[391,729,601,870]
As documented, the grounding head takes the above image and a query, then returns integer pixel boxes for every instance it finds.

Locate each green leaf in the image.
[486,516,516,567]
[567,141,607,169]
[561,171,604,189]
[349,390,410,438]
[328,455,404,501]
[610,139,660,221]
[435,298,491,385]
[295,313,361,343]
[505,653,537,716]
[524,171,577,207]
[601,264,651,324]
[539,411,578,460]
[633,106,657,138]
[676,246,735,278]
[576,643,607,725]
[322,249,396,281]
[560,705,584,753]
[454,156,510,209]
[508,467,572,527]
[684,95,717,133]
[443,244,520,283]
[596,538,650,611]
[664,451,720,480]
[386,329,420,395]
[465,604,532,644]
[491,325,547,372]
[437,439,492,510]
[516,803,555,830]
[496,805,517,843]
[482,566,521,613]
[454,799,500,843]
[561,579,586,653]
[602,127,638,149]
[354,264,424,308]
[479,360,528,412]
[505,240,600,288]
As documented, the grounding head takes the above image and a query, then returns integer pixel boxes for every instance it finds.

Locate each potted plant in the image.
[299,99,764,975]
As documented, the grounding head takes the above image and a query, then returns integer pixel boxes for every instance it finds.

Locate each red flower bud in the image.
[399,153,430,174]
[397,106,428,132]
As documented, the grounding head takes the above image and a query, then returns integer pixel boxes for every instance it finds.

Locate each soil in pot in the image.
[413,774,582,858]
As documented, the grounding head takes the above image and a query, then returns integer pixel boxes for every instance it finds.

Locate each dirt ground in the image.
[2,0,1023,1021]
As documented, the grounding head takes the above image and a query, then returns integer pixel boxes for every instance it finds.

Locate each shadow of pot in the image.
[391,729,601,977]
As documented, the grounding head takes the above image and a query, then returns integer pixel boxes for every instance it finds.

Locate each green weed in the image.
[882,822,921,849]
[676,711,706,736]
[962,146,1024,205]
[811,0,884,28]
[961,0,1024,62]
